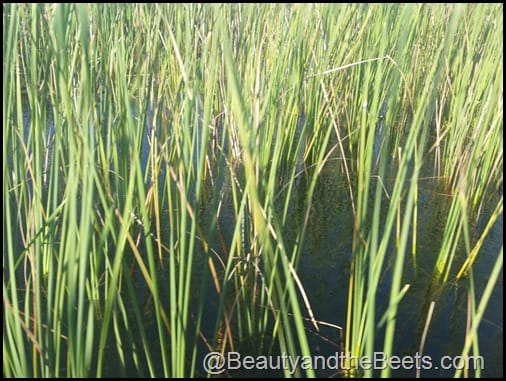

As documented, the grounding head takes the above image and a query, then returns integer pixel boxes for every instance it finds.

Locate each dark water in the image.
[293,166,503,378]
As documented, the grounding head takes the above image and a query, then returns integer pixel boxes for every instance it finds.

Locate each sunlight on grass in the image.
[3,3,502,377]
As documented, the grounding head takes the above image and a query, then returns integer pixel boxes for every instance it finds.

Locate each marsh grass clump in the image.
[3,3,502,377]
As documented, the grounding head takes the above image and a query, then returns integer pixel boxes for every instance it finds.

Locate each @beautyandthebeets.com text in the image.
[202,351,484,375]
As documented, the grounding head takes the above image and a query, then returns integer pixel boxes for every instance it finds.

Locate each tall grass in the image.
[3,3,502,377]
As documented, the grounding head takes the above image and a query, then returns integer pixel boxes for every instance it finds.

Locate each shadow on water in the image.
[294,161,502,377]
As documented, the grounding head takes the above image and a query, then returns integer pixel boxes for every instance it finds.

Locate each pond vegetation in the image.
[3,3,502,377]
